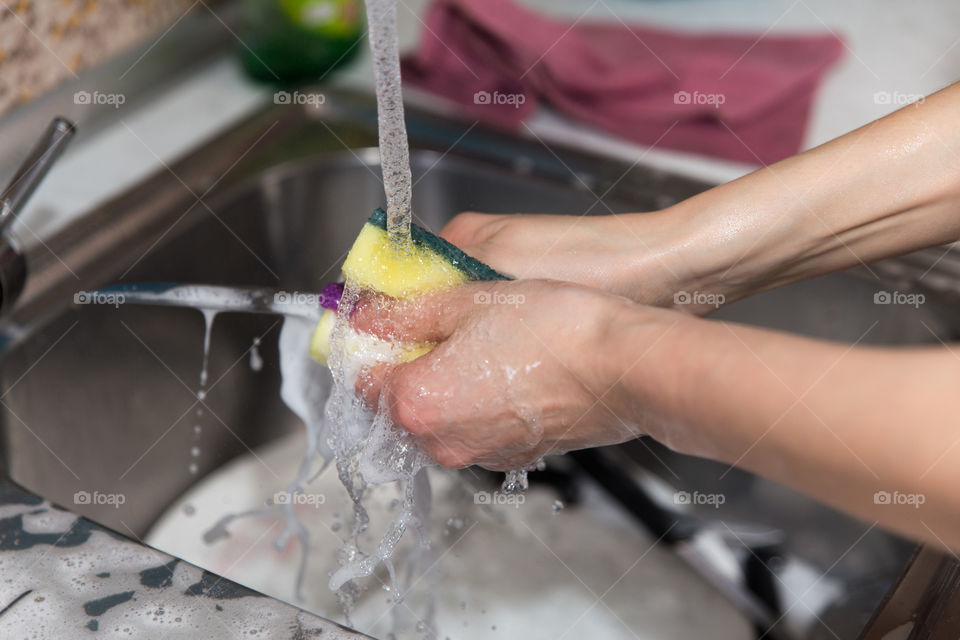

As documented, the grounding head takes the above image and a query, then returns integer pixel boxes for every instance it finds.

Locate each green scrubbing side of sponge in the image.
[367,208,512,282]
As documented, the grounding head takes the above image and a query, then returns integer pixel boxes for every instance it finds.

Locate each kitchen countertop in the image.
[0,479,369,638]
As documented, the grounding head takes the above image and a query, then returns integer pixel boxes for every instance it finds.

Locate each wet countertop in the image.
[0,480,368,638]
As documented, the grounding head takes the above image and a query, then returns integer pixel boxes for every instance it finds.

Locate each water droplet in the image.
[249,337,263,372]
[501,469,528,493]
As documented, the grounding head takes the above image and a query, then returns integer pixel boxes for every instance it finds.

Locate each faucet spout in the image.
[0,117,76,313]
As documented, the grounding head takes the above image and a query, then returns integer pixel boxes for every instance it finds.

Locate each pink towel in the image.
[401,0,845,165]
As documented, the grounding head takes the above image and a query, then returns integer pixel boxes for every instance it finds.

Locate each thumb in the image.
[438,212,504,247]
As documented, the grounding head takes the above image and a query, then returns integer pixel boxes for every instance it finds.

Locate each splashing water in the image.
[137,1,534,632]
[288,0,535,620]
[322,283,437,631]
[313,4,446,620]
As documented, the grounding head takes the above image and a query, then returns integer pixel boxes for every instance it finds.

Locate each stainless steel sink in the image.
[0,91,952,638]
[0,91,705,532]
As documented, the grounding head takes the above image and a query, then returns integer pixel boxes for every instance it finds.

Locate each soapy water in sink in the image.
[160,282,537,635]
[137,278,440,628]
[184,304,439,633]
[147,428,755,639]
[109,279,529,635]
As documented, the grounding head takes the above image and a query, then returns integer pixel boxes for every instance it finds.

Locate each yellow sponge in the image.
[341,221,469,298]
[309,308,337,364]
[309,208,509,365]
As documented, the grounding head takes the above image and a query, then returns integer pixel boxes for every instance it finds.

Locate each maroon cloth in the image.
[401,0,845,164]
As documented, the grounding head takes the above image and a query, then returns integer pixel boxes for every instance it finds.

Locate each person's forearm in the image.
[606,307,960,550]
[644,82,960,310]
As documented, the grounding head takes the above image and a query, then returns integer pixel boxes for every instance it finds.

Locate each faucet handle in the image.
[0,117,76,234]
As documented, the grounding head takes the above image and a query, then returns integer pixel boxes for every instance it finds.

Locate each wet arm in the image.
[666,81,960,310]
[606,307,960,551]
[444,82,960,311]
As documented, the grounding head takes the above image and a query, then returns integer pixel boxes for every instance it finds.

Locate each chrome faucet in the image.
[0,117,76,314]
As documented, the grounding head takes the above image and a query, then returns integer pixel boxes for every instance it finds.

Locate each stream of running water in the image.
[159,4,524,634]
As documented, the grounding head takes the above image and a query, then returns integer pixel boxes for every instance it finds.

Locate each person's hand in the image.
[439,211,706,309]
[352,279,655,470]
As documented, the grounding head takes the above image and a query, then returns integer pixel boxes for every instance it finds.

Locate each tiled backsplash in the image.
[0,0,197,117]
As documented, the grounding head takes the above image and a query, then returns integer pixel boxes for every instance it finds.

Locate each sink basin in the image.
[0,91,948,638]
[0,92,705,535]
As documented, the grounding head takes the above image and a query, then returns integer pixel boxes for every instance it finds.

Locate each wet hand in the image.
[439,211,703,310]
[352,280,647,471]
